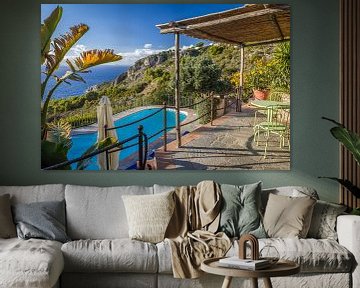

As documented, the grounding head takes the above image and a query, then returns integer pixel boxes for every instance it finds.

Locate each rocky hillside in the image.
[47,42,281,127]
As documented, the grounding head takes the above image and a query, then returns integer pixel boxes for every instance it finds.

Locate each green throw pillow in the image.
[218,182,266,238]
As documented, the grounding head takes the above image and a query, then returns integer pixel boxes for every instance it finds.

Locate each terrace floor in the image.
[154,105,290,170]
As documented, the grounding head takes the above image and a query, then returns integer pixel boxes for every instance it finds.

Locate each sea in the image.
[41,65,129,99]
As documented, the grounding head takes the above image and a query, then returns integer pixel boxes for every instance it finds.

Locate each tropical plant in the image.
[41,6,122,139]
[320,117,360,206]
[245,59,272,91]
[270,41,290,94]
[41,120,73,170]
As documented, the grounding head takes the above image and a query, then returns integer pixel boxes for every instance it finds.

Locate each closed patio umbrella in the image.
[97,96,119,170]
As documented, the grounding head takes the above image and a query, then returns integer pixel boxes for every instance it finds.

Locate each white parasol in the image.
[97,96,119,170]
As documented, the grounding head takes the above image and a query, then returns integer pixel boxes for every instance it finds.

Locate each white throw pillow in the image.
[122,191,175,243]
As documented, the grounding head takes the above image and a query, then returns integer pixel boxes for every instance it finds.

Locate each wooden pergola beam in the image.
[158,7,286,34]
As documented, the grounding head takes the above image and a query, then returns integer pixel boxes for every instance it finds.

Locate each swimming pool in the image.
[68,108,187,170]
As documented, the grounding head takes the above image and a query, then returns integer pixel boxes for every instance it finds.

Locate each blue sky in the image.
[41,4,242,66]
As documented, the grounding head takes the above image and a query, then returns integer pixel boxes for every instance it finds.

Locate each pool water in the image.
[68,108,187,170]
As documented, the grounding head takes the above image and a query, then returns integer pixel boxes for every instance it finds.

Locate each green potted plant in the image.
[321,117,360,215]
[245,59,272,100]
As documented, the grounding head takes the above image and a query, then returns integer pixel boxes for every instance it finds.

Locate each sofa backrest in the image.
[65,184,153,240]
[261,186,319,212]
[0,184,65,204]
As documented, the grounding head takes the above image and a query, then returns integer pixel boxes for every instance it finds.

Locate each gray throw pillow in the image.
[307,200,347,240]
[0,194,16,238]
[218,182,266,238]
[12,200,70,243]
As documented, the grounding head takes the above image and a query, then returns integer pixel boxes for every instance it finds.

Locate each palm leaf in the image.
[41,6,62,64]
[319,177,360,199]
[45,24,89,74]
[46,119,72,151]
[323,117,360,165]
[69,49,122,71]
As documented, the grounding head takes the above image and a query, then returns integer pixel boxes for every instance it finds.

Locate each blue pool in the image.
[68,108,187,170]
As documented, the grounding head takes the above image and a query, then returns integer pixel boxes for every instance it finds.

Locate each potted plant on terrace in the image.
[245,59,272,100]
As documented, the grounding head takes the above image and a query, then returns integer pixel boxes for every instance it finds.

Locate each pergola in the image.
[156,4,290,147]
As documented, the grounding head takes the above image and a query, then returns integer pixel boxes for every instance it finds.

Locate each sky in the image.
[41,4,242,66]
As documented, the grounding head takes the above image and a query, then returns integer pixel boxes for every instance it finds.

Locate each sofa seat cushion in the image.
[229,238,354,273]
[0,238,64,288]
[61,239,158,273]
[157,238,353,274]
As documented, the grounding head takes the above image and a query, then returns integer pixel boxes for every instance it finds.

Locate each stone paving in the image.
[155,105,290,170]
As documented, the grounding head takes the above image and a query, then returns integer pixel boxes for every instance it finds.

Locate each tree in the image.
[180,56,230,123]
[41,6,122,139]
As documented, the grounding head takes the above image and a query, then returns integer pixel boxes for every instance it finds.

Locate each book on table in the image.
[218,257,271,270]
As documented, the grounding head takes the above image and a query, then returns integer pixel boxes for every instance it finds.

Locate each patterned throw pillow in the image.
[263,194,316,238]
[307,200,347,240]
[122,191,175,243]
[0,194,16,238]
[218,182,266,239]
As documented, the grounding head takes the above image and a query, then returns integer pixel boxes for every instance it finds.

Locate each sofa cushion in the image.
[0,184,65,204]
[307,200,347,240]
[218,182,266,238]
[0,238,64,288]
[231,238,353,273]
[65,185,153,239]
[261,186,319,212]
[0,194,16,238]
[158,237,353,274]
[263,194,316,238]
[12,200,70,243]
[61,239,158,273]
[122,191,175,243]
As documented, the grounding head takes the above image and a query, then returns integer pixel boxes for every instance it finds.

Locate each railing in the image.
[45,94,237,170]
[43,125,148,170]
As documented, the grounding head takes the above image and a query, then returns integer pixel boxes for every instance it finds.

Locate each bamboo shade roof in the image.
[156,4,290,46]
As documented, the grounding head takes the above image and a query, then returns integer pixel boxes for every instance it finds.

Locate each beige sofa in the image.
[0,184,358,288]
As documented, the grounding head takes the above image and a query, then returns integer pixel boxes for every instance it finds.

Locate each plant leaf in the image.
[322,117,360,165]
[330,126,360,165]
[46,119,72,151]
[41,140,71,170]
[319,177,360,198]
[69,49,122,71]
[76,137,116,170]
[41,6,63,64]
[45,24,89,74]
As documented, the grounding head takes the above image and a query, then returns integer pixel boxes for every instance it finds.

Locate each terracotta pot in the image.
[253,89,270,100]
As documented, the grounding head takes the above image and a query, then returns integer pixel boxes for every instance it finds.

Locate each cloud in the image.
[144,43,153,49]
[119,47,165,66]
[67,44,87,57]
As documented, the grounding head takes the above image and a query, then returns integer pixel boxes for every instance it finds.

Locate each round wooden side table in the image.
[201,257,300,288]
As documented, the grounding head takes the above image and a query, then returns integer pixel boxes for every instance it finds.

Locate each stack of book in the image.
[218,257,271,270]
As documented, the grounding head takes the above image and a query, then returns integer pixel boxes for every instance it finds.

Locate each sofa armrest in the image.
[337,215,360,288]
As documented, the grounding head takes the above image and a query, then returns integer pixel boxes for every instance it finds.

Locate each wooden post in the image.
[163,101,167,151]
[138,125,144,170]
[174,32,181,147]
[237,44,244,112]
[210,95,214,126]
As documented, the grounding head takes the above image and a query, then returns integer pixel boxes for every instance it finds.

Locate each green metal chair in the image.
[253,105,290,158]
